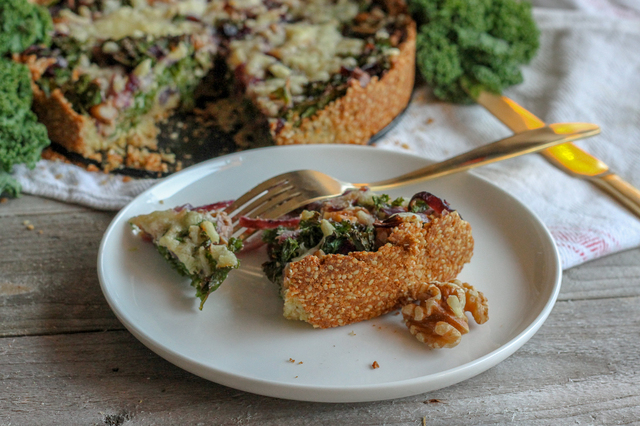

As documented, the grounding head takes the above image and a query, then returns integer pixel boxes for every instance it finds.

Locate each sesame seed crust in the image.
[273,21,416,146]
[282,211,473,329]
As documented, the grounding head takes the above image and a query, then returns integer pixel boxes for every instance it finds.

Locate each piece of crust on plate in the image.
[261,189,474,328]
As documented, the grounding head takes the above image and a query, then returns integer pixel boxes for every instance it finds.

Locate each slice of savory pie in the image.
[17,0,415,172]
[129,202,242,309]
[261,188,475,328]
[128,188,487,349]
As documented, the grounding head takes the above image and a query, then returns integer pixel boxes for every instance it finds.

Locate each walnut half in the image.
[401,279,489,349]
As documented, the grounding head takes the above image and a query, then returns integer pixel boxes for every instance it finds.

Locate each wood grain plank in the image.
[559,247,640,301]
[0,194,91,216]
[1,296,638,425]
[0,208,122,337]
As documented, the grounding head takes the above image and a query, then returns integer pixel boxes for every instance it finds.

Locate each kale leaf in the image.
[0,0,53,196]
[320,221,376,255]
[157,243,240,311]
[262,234,301,285]
[262,214,325,284]
[409,0,540,103]
[198,250,239,310]
[0,60,50,196]
[0,0,53,56]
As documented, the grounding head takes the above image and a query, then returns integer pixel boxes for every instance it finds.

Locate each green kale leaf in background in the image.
[409,0,540,103]
[0,0,53,56]
[0,0,53,196]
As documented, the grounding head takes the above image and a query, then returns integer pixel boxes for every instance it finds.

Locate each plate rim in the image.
[97,144,562,402]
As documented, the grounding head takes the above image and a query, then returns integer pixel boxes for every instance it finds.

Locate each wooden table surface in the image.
[1,194,639,425]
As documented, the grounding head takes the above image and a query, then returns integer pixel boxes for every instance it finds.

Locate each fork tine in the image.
[230,189,301,234]
[223,173,293,215]
[231,182,296,219]
[233,227,260,241]
[259,195,310,220]
[231,196,307,240]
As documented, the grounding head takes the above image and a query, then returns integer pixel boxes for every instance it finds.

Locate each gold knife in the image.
[473,90,640,218]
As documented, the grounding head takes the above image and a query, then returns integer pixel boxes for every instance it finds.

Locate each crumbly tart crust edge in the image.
[281,211,474,329]
[19,53,171,173]
[272,21,416,146]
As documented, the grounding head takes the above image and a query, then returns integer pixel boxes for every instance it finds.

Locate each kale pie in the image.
[18,0,415,173]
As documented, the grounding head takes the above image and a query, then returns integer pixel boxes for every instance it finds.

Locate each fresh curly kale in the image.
[0,0,53,196]
[0,0,53,56]
[409,0,539,103]
[0,60,50,196]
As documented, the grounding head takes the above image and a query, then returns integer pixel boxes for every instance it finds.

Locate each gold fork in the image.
[224,122,599,237]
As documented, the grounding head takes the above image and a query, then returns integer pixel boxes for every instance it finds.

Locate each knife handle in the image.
[591,174,640,218]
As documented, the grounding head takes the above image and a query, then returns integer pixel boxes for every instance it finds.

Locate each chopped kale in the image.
[227,237,243,253]
[198,250,239,310]
[64,74,103,113]
[50,36,86,69]
[283,74,350,126]
[409,198,429,213]
[120,43,206,128]
[157,242,240,310]
[391,197,405,207]
[34,34,210,126]
[262,214,375,284]
[297,214,326,250]
[262,233,301,284]
[262,213,325,283]
[92,36,186,71]
[372,194,391,210]
[156,245,191,277]
[320,220,376,255]
[370,193,406,217]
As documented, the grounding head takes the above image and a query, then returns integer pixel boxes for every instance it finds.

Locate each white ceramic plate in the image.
[98,145,561,403]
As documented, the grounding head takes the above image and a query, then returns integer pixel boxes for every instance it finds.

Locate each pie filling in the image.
[129,202,242,310]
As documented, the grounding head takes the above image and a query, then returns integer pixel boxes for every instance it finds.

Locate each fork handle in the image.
[359,123,600,191]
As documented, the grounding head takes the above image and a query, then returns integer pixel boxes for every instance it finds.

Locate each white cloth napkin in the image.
[12,4,640,269]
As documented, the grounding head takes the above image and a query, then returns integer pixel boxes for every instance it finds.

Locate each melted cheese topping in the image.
[226,0,367,116]
[130,209,237,275]
[56,1,210,43]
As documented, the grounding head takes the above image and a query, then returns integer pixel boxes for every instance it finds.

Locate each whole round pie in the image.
[18,0,416,173]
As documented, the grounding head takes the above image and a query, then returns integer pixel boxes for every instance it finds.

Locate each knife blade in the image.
[473,90,640,218]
